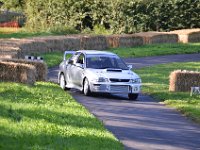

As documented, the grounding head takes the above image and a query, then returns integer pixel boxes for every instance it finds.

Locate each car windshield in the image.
[86,55,128,70]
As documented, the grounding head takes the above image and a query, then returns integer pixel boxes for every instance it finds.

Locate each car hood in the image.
[85,68,140,80]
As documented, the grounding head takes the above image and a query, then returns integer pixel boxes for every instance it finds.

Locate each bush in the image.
[3,0,200,33]
[49,26,79,35]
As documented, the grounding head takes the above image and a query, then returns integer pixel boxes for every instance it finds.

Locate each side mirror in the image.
[76,63,84,68]
[127,64,133,70]
[68,59,73,64]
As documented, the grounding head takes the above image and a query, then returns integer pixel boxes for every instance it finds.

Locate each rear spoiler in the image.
[63,51,76,60]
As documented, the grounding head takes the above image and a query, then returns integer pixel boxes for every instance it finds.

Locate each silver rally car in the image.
[58,50,141,100]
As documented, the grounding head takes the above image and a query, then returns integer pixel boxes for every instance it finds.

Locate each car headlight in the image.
[129,78,142,83]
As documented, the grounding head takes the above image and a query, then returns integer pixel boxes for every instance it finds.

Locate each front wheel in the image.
[59,74,70,91]
[128,93,138,101]
[83,78,91,96]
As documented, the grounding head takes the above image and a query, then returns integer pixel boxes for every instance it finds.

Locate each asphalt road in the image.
[48,53,200,150]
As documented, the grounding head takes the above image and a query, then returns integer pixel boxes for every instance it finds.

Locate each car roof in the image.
[77,50,116,56]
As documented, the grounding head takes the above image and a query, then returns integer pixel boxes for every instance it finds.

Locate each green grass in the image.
[110,43,200,58]
[0,27,79,38]
[0,31,55,39]
[0,82,123,149]
[135,62,200,123]
[42,52,64,68]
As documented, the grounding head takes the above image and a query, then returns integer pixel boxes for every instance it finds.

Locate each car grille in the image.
[110,85,129,93]
[110,78,130,82]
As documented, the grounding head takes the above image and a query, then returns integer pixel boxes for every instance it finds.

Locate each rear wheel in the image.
[83,78,91,96]
[59,74,70,91]
[128,93,138,100]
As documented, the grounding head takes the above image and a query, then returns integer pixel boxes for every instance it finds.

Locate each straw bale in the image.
[81,35,108,50]
[171,29,200,43]
[0,39,22,58]
[63,36,81,51]
[106,35,143,48]
[18,39,48,57]
[1,59,47,81]
[0,61,36,85]
[134,32,178,44]
[40,36,81,52]
[169,70,200,92]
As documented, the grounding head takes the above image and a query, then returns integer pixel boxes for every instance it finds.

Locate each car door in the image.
[66,53,79,84]
[72,53,85,87]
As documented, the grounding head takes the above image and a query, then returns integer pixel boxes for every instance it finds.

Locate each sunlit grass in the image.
[42,52,63,68]
[110,43,200,58]
[135,62,200,123]
[0,27,21,34]
[0,82,123,149]
[0,28,54,38]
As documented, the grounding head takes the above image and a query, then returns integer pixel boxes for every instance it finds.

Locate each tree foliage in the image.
[2,0,200,33]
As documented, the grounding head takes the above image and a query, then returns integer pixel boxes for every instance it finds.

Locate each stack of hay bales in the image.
[169,70,200,92]
[170,29,200,43]
[18,38,49,56]
[134,32,178,44]
[106,34,143,48]
[1,59,47,81]
[63,36,81,51]
[80,35,108,50]
[0,39,21,58]
[0,61,36,85]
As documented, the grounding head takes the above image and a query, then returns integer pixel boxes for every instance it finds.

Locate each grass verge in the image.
[110,43,200,58]
[0,82,123,149]
[135,62,200,123]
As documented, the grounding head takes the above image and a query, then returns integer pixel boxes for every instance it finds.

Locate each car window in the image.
[69,53,80,64]
[86,55,128,70]
[76,54,85,64]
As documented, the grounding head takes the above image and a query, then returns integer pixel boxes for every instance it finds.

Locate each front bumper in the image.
[90,82,141,94]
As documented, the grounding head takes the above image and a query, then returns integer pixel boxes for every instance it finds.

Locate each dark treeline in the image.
[1,0,200,33]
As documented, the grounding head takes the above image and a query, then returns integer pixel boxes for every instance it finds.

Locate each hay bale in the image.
[81,35,108,50]
[0,61,36,85]
[0,39,22,58]
[169,70,200,92]
[1,59,47,81]
[106,34,143,48]
[171,29,200,43]
[63,36,81,51]
[18,39,49,57]
[134,32,178,44]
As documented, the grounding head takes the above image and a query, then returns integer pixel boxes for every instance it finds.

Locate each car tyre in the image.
[83,78,91,96]
[59,74,70,91]
[128,93,138,100]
